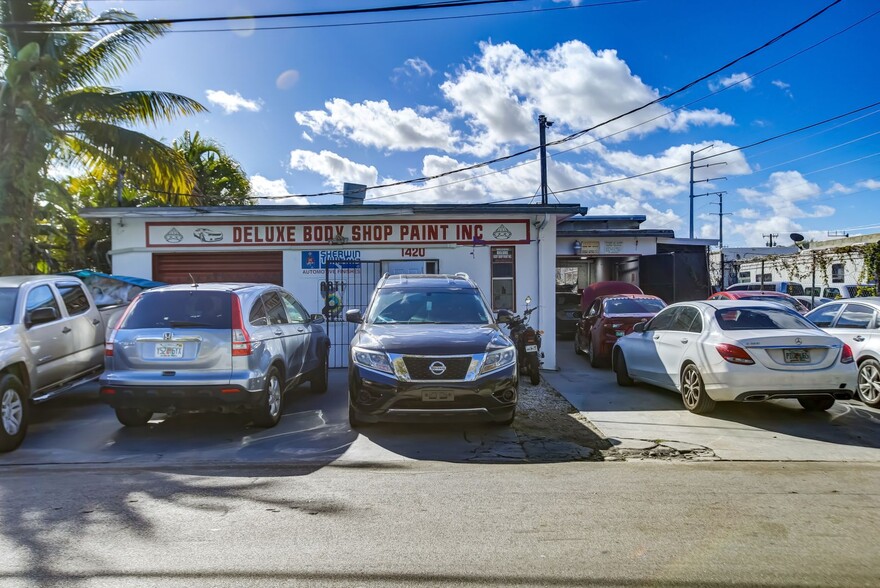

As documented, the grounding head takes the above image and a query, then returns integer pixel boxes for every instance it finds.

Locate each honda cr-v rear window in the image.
[119,291,232,329]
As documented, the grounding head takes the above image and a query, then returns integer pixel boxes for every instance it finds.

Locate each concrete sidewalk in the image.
[544,340,880,461]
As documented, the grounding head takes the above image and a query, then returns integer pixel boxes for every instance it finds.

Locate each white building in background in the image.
[715,233,880,296]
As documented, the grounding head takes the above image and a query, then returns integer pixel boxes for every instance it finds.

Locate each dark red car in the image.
[574,294,666,367]
[709,290,809,314]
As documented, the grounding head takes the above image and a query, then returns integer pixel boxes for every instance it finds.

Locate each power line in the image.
[0,0,527,29]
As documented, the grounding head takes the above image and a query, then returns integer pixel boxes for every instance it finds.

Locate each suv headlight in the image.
[480,345,516,375]
[352,347,393,374]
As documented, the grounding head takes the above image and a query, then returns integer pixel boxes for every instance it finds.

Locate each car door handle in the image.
[62,327,72,334]
[273,329,283,336]
[680,338,688,344]
[92,319,101,326]
[653,335,660,340]
[853,335,865,342]
[297,327,306,333]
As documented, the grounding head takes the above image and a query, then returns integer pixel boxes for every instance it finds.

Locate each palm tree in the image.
[0,1,207,274]
[174,131,253,206]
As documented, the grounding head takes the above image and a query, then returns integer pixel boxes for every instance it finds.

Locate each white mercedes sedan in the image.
[611,300,857,414]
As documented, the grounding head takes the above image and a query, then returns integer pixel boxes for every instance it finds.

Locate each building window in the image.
[831,263,845,283]
[491,246,515,311]
[738,272,751,281]
[759,273,772,282]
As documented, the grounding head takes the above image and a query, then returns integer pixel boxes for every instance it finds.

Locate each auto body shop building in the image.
[81,203,710,369]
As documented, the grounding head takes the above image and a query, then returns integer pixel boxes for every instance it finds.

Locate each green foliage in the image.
[173,131,253,206]
[0,0,206,275]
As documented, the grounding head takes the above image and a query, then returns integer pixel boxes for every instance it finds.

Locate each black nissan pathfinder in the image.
[345,273,518,426]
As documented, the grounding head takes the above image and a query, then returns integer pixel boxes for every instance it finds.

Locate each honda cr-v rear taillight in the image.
[230,294,252,356]
[715,343,755,365]
[841,344,854,364]
[105,294,141,356]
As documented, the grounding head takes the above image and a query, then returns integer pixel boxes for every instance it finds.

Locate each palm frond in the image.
[62,11,170,86]
[64,122,197,199]
[55,88,206,127]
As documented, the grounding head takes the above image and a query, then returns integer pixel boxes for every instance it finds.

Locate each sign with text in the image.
[146,219,530,248]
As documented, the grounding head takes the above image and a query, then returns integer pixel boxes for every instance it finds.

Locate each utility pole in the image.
[763,233,778,247]
[689,146,727,239]
[712,193,732,289]
[760,234,778,289]
[538,114,553,205]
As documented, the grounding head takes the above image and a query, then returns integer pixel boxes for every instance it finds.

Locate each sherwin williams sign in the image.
[145,219,530,247]
[302,250,361,269]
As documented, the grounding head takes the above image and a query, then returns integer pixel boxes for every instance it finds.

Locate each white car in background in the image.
[805,298,880,407]
[611,300,857,414]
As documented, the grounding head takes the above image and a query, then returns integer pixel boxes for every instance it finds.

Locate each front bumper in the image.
[349,364,518,423]
[99,383,261,412]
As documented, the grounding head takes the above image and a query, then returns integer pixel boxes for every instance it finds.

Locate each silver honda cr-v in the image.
[100,283,330,428]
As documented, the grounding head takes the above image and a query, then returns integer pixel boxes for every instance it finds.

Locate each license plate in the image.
[422,390,454,402]
[155,343,184,359]
[784,349,810,363]
[525,345,538,353]
[615,331,625,337]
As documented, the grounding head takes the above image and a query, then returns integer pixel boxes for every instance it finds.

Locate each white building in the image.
[81,203,714,369]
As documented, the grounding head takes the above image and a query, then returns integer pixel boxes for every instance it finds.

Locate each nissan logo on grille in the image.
[429,361,447,376]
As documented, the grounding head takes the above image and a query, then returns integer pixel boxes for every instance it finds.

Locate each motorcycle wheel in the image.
[527,354,540,385]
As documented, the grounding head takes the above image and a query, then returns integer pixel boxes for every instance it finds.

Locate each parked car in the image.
[818,284,877,299]
[580,281,643,312]
[805,298,880,407]
[794,295,833,310]
[555,291,582,338]
[575,294,666,367]
[611,301,856,414]
[709,290,809,314]
[345,273,517,426]
[0,276,121,452]
[726,281,805,296]
[100,283,330,428]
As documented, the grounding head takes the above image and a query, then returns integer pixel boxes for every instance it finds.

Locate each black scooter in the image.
[498,297,542,385]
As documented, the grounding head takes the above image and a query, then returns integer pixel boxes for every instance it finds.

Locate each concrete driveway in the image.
[545,339,880,461]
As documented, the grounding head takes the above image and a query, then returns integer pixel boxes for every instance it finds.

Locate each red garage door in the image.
[153,252,283,285]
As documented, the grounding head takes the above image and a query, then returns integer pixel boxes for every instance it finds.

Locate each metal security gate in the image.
[320,259,383,368]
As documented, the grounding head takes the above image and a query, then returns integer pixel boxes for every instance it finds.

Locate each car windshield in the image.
[714,307,815,330]
[0,288,18,325]
[367,288,490,324]
[604,298,665,314]
[119,291,232,329]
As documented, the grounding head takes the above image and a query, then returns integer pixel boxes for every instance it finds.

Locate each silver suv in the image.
[100,283,330,428]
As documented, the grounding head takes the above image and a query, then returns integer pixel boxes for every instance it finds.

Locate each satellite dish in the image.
[790,233,805,243]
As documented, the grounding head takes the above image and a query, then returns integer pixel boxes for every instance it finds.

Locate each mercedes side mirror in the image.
[632,322,646,333]
[310,313,325,324]
[345,309,363,324]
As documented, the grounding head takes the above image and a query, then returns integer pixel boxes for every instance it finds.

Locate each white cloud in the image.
[250,175,308,205]
[827,182,854,194]
[771,79,793,98]
[295,99,460,152]
[709,72,754,92]
[294,40,734,162]
[725,171,840,245]
[588,197,682,230]
[393,57,435,82]
[289,150,380,190]
[205,90,262,114]
[737,208,761,219]
[301,131,313,143]
[857,179,880,191]
[276,69,300,90]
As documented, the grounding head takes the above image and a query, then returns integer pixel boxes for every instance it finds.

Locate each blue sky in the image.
[79,0,880,246]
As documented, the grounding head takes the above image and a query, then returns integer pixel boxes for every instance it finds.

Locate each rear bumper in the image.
[701,367,857,402]
[732,389,854,402]
[99,384,261,412]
